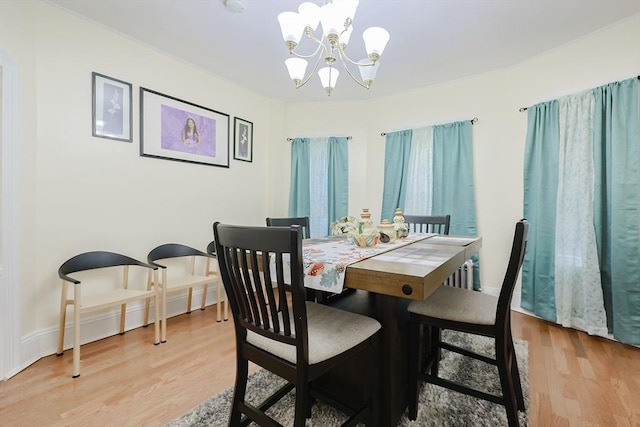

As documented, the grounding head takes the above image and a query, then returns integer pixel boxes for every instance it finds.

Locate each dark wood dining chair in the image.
[266,216,311,239]
[407,219,528,426]
[213,222,381,427]
[404,214,451,234]
[265,216,352,303]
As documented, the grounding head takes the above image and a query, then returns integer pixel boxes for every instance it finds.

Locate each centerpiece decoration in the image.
[377,219,396,243]
[346,208,380,247]
[393,208,409,238]
[331,215,359,235]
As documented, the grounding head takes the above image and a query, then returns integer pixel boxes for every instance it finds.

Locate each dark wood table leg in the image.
[374,294,410,427]
[320,290,410,427]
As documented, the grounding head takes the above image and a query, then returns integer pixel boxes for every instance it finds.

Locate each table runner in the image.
[271,233,435,294]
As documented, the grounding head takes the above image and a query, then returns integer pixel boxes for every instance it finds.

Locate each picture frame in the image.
[140,87,230,168]
[233,117,253,162]
[92,72,132,142]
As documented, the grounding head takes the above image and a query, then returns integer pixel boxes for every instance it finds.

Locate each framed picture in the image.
[92,72,132,141]
[140,87,229,168]
[233,117,253,162]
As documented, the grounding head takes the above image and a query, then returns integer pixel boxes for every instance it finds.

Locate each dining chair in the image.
[266,216,320,302]
[265,216,311,239]
[404,214,451,234]
[57,251,160,377]
[407,219,528,426]
[266,215,357,304]
[145,243,219,342]
[213,222,381,427]
[205,240,228,322]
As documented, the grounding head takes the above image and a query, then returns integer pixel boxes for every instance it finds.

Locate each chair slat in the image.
[404,214,451,235]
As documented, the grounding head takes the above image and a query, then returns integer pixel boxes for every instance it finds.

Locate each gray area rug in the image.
[168,331,529,426]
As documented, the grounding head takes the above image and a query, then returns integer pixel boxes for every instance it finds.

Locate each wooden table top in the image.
[344,235,482,300]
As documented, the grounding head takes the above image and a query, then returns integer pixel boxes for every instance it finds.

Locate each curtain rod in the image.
[286,136,352,141]
[519,75,640,112]
[380,117,478,136]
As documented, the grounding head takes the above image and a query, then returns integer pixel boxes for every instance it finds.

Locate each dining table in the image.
[300,233,482,427]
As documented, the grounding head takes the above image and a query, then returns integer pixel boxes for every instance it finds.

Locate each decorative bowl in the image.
[348,230,380,248]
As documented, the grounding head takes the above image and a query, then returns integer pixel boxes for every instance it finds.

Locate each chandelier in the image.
[277,0,390,96]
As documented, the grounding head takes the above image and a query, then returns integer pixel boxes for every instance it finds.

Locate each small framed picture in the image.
[233,117,253,162]
[92,72,132,142]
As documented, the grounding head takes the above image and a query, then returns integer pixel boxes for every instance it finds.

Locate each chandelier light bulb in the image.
[363,26,390,61]
[298,2,321,32]
[358,58,379,88]
[318,67,339,94]
[319,2,344,38]
[285,57,308,84]
[278,11,305,49]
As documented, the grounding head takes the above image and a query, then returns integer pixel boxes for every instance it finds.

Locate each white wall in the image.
[279,15,640,292]
[1,0,285,374]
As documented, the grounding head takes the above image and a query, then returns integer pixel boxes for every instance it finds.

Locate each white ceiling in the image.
[48,0,639,103]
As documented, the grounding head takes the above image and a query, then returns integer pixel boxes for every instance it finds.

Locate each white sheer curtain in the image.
[309,137,329,237]
[555,91,608,336]
[403,126,433,216]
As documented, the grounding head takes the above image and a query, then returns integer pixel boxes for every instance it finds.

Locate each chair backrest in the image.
[58,251,152,283]
[266,216,311,239]
[404,214,451,235]
[213,222,309,361]
[206,240,216,256]
[496,219,529,326]
[147,243,210,266]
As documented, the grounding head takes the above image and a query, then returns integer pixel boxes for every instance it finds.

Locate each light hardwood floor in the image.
[0,305,638,427]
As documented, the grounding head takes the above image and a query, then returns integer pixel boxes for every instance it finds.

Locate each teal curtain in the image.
[381,130,412,221]
[593,77,640,344]
[432,121,476,235]
[432,121,481,290]
[522,77,639,345]
[327,137,349,235]
[288,138,311,218]
[521,101,559,322]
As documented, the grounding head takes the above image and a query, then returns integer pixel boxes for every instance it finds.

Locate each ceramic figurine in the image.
[393,208,409,238]
[377,219,396,243]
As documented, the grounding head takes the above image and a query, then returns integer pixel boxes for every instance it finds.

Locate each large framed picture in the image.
[92,72,132,142]
[233,117,253,162]
[140,87,230,168]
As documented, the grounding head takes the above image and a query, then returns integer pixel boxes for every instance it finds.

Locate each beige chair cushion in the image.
[248,302,381,365]
[408,286,497,325]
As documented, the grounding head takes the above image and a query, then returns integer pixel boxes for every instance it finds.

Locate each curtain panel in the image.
[522,77,639,345]
[288,138,311,219]
[289,136,349,237]
[381,130,412,222]
[381,121,481,290]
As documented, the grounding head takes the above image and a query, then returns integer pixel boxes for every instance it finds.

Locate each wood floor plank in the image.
[0,307,638,426]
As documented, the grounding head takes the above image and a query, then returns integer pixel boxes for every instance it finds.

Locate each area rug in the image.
[167,331,529,426]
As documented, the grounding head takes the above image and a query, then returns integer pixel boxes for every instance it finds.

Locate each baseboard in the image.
[9,286,225,379]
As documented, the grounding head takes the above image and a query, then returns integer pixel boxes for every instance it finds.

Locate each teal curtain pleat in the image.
[593,77,640,344]
[288,138,311,218]
[381,130,413,222]
[432,121,481,290]
[327,137,349,235]
[521,101,559,322]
